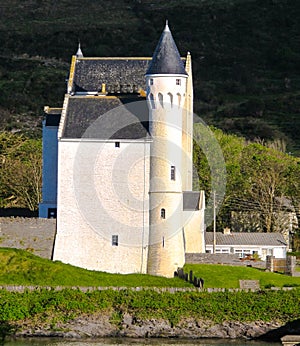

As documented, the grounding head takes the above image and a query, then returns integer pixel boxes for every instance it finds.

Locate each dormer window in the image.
[176,79,181,85]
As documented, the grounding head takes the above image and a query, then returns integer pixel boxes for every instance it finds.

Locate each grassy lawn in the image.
[183,263,300,289]
[2,248,300,289]
[0,248,191,288]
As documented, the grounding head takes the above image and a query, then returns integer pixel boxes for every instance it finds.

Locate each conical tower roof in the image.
[146,21,187,76]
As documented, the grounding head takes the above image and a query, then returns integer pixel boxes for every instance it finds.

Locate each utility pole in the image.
[213,190,216,254]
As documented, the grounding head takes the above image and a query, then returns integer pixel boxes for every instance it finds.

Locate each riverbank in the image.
[1,288,299,342]
[10,312,290,341]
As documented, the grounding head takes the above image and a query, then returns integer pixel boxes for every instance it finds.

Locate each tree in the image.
[0,132,42,210]
[193,126,299,238]
[239,143,294,233]
[286,158,300,250]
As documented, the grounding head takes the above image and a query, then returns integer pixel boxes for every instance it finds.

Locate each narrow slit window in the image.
[168,92,173,107]
[176,79,181,85]
[177,93,181,106]
[150,78,154,85]
[162,236,165,248]
[171,166,176,180]
[161,208,166,219]
[149,93,155,109]
[115,142,120,148]
[112,235,118,246]
[158,92,163,108]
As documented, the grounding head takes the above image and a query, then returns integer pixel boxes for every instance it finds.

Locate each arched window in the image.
[149,93,155,109]
[167,92,173,107]
[158,92,163,108]
[161,208,166,219]
[177,93,181,107]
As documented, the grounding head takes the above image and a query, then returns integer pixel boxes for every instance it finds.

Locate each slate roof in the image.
[62,96,150,139]
[205,232,287,246]
[183,191,201,211]
[72,58,151,94]
[146,23,187,76]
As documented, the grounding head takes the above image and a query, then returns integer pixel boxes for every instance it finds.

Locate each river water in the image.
[3,338,281,346]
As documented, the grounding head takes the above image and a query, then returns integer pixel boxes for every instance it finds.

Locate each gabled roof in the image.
[72,58,151,94]
[61,96,150,140]
[205,232,287,247]
[146,22,187,76]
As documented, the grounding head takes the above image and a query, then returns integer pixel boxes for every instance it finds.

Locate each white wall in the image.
[54,139,150,274]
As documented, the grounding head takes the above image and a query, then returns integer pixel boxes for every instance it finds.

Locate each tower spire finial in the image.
[76,41,83,58]
[164,19,170,32]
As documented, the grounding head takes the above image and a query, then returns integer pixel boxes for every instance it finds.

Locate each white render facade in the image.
[54,137,151,274]
[46,23,205,277]
[205,231,288,260]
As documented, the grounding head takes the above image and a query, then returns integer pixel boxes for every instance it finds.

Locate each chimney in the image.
[223,227,231,235]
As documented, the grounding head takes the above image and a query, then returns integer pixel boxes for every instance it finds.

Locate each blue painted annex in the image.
[39,107,61,218]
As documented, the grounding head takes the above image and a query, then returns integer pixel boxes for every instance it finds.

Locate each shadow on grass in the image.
[258,319,300,342]
[0,321,16,345]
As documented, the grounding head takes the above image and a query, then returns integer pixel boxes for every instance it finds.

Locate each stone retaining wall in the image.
[0,285,297,293]
[0,217,56,259]
[185,253,266,268]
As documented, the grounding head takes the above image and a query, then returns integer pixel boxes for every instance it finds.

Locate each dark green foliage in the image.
[0,0,299,151]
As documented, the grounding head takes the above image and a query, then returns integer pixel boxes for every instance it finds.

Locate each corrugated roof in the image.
[146,22,187,76]
[62,96,150,139]
[205,232,287,246]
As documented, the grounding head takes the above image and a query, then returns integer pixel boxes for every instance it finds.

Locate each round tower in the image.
[146,22,188,277]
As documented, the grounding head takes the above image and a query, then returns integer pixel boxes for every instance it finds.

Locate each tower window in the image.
[171,166,176,180]
[176,79,181,85]
[168,92,173,107]
[162,236,165,248]
[177,93,181,107]
[149,93,155,109]
[112,235,119,246]
[161,208,166,219]
[150,78,154,85]
[115,142,120,148]
[158,92,163,108]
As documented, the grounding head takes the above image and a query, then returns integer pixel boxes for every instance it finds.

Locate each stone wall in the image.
[0,217,56,259]
[185,253,266,269]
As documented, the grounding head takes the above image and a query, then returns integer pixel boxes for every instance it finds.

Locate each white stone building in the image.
[40,23,205,277]
[205,229,288,260]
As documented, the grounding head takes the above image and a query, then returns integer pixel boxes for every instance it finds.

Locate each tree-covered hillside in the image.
[0,0,300,152]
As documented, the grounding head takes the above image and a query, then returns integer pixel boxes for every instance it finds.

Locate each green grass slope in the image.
[0,248,190,287]
[184,263,300,289]
[1,248,300,289]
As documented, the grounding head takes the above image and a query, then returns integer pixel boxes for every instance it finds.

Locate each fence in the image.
[266,256,296,276]
[174,268,204,288]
